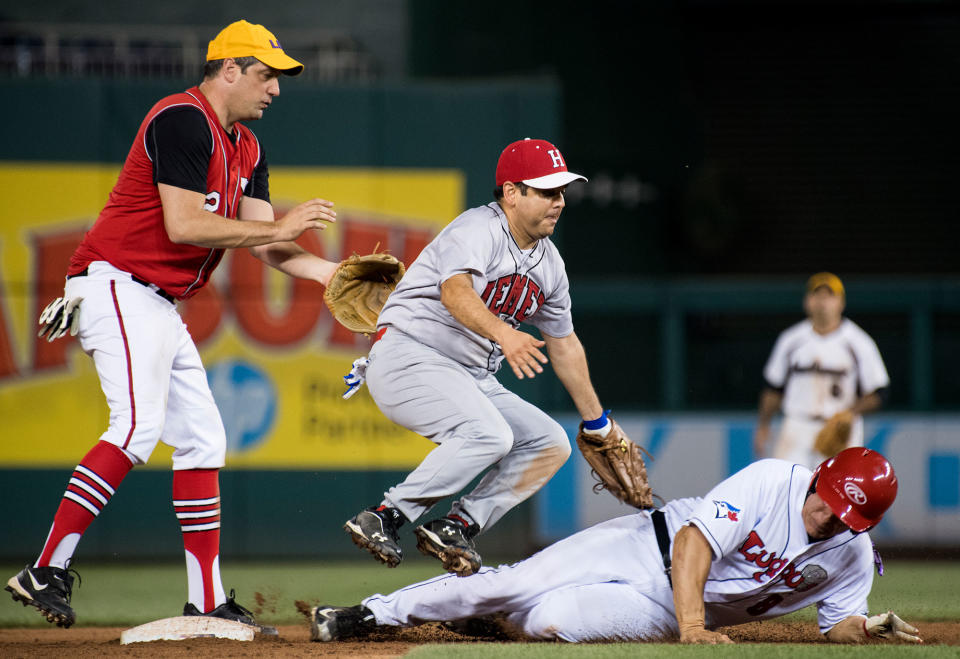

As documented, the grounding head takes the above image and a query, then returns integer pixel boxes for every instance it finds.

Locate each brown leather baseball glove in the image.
[576,419,655,509]
[813,410,854,458]
[324,253,405,335]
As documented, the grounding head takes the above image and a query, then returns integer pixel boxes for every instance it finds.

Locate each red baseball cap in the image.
[495,138,587,189]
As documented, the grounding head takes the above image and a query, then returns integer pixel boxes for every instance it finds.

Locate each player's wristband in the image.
[583,409,611,431]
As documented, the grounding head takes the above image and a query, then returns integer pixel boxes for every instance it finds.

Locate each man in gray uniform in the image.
[345,138,616,576]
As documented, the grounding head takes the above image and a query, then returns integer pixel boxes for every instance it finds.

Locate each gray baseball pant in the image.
[365,329,571,531]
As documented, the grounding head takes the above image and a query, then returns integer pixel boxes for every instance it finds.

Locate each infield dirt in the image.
[1,620,958,657]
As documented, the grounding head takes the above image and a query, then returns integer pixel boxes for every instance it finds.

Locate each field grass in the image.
[1,558,957,642]
[1,557,451,627]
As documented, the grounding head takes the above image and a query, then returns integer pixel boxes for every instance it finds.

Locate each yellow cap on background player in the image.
[806,272,844,297]
[207,20,304,76]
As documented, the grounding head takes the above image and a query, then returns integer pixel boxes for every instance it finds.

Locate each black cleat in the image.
[183,588,278,635]
[310,604,377,642]
[344,506,404,567]
[414,516,482,577]
[5,564,78,628]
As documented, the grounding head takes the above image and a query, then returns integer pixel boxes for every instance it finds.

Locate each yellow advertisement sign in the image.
[0,163,464,469]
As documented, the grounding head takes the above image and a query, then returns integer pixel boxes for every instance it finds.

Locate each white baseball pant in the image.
[363,512,678,642]
[64,261,226,470]
[774,415,865,470]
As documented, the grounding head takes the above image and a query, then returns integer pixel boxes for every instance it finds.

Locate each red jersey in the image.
[69,86,263,299]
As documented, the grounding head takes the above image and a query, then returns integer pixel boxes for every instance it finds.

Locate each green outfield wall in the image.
[1,78,957,562]
[2,77,561,209]
[0,468,536,562]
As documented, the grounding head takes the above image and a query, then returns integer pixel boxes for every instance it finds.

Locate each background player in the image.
[344,138,614,577]
[5,20,339,628]
[754,272,889,468]
[312,448,921,645]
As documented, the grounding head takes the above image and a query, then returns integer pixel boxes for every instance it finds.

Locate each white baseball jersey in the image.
[363,459,875,641]
[687,459,873,633]
[763,318,889,421]
[376,202,574,373]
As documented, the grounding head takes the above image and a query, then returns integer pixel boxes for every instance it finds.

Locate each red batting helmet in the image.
[810,447,897,533]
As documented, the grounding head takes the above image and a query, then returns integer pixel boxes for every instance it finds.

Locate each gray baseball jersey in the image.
[376,202,574,373]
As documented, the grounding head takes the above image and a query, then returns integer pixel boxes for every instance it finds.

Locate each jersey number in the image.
[746,593,784,616]
[204,191,221,212]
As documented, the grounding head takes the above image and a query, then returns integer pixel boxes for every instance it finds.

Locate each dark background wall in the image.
[5,1,956,277]
[3,2,959,414]
[410,1,959,277]
[405,0,960,414]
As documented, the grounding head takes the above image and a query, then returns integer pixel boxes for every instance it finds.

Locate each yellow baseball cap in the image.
[806,272,845,296]
[207,20,304,76]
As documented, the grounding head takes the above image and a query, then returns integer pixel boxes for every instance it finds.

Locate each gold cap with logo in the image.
[207,20,303,76]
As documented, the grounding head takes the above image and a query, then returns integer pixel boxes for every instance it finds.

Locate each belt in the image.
[372,326,387,344]
[68,267,176,303]
[652,509,673,588]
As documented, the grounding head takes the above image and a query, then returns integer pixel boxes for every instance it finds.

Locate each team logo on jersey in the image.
[844,482,867,505]
[740,531,795,583]
[738,530,829,590]
[713,500,740,522]
[481,274,545,325]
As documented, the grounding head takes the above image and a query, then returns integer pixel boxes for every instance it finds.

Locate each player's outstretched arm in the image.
[542,332,603,421]
[825,612,922,643]
[672,525,734,645]
[240,196,339,285]
[160,184,335,249]
[440,274,547,379]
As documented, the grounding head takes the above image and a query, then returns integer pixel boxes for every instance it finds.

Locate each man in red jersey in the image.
[6,20,337,631]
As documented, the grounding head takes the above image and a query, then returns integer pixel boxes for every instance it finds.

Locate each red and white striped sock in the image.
[36,441,134,569]
[173,468,225,612]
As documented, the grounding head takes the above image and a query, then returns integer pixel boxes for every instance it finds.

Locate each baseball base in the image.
[120,615,269,644]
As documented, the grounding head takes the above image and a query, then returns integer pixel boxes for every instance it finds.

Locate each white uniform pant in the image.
[774,415,865,470]
[65,261,226,469]
[363,513,678,642]
[365,329,571,530]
